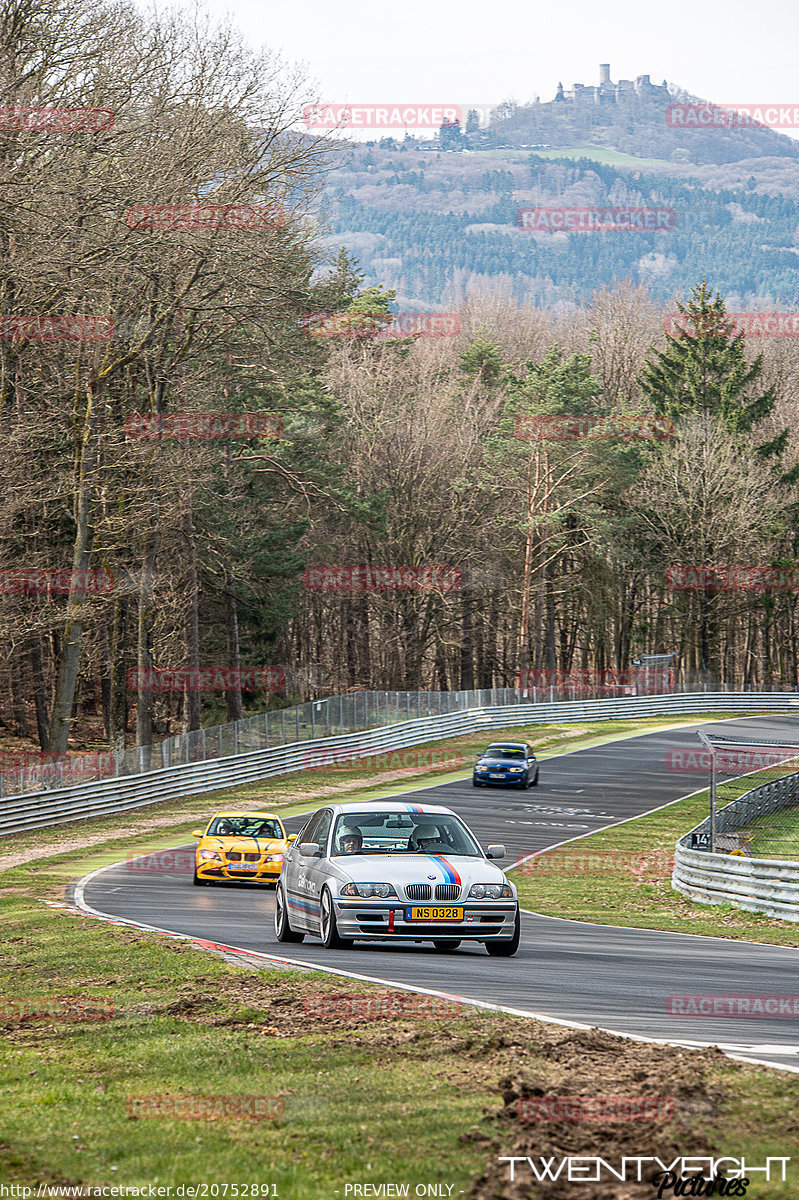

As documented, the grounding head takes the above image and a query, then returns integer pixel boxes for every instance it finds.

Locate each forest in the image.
[3,0,799,763]
[324,146,799,308]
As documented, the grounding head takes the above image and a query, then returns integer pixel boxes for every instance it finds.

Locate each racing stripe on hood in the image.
[429,855,461,886]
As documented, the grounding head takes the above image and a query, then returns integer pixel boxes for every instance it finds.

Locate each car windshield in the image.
[207,817,283,839]
[331,812,482,856]
[482,746,526,759]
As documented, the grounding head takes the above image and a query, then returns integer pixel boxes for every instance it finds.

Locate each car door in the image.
[286,810,325,931]
[303,808,334,933]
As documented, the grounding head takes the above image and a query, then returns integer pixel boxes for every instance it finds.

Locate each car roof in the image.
[328,800,455,816]
[485,742,527,749]
[209,811,284,820]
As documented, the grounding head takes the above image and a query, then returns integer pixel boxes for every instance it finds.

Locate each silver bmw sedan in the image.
[275,800,520,955]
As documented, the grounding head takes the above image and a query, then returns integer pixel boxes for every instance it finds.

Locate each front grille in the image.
[435,884,460,901]
[244,852,260,862]
[405,883,432,901]
[227,852,242,862]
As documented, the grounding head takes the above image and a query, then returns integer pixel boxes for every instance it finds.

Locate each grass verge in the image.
[511,782,799,946]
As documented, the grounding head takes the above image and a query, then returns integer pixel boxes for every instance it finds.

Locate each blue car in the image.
[473,742,539,789]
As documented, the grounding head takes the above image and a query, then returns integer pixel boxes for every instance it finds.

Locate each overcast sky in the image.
[185,0,798,119]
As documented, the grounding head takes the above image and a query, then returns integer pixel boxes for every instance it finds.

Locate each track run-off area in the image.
[73,716,799,1072]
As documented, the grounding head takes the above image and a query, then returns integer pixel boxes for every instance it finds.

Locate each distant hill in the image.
[477,72,799,166]
[318,72,799,310]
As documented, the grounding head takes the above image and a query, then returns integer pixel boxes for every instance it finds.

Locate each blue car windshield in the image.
[483,747,526,759]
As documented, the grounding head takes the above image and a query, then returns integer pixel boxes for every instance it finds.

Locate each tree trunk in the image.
[225,577,244,723]
[182,505,202,733]
[136,529,159,764]
[459,586,474,689]
[46,382,100,756]
[29,633,49,750]
[109,594,129,755]
[97,617,112,739]
[10,651,30,738]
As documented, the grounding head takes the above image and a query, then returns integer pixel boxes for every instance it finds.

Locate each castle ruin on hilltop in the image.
[554,64,670,105]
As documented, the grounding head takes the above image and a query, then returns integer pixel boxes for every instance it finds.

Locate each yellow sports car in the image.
[191,810,295,886]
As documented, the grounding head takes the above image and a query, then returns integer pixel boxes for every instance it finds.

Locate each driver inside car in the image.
[338,828,363,855]
[410,823,449,852]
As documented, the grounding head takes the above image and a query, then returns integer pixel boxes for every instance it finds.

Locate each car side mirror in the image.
[287,834,297,842]
[191,829,203,838]
[299,842,322,857]
[486,844,506,859]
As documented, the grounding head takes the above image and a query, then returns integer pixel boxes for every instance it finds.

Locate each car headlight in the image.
[468,883,513,899]
[508,767,523,773]
[198,850,221,861]
[266,854,283,863]
[340,882,397,899]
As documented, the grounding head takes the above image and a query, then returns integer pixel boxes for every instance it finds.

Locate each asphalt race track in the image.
[75,715,799,1071]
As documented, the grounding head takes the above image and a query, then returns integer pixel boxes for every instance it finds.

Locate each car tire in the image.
[531,768,539,787]
[320,887,353,950]
[473,779,482,787]
[192,869,207,886]
[433,939,461,952]
[485,909,520,957]
[275,884,305,943]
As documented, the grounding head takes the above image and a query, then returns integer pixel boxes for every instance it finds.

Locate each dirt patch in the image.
[466,1028,730,1199]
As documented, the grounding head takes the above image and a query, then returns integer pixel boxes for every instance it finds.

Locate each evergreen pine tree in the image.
[640,279,786,459]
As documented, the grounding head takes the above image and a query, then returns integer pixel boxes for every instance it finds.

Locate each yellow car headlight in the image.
[198,850,221,861]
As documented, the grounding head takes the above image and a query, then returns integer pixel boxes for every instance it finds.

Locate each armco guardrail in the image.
[2,690,799,838]
[673,768,799,921]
